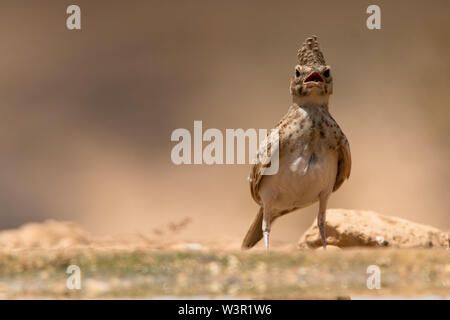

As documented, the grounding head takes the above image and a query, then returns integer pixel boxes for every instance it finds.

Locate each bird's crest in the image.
[297,35,326,67]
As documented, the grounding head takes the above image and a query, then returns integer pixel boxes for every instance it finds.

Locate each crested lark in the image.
[242,35,351,250]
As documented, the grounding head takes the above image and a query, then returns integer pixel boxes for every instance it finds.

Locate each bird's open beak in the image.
[303,72,324,83]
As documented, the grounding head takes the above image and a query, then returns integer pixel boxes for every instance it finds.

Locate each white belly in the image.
[259,147,338,211]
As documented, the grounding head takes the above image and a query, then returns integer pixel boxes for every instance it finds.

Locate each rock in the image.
[298,209,449,249]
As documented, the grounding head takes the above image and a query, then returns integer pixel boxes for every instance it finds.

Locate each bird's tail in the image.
[241,207,264,249]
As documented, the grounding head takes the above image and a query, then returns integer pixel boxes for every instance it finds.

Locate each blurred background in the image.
[0,0,448,243]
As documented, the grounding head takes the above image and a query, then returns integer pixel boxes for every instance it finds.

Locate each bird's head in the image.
[290,36,333,106]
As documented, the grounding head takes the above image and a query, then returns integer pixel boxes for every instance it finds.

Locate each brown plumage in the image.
[242,35,351,250]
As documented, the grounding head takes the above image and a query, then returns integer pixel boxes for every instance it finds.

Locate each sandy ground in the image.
[0,221,448,299]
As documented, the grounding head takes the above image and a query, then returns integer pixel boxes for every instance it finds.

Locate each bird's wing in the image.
[249,130,279,205]
[333,134,351,192]
[249,105,297,205]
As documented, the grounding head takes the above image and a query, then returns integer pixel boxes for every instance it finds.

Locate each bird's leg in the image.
[263,231,269,251]
[318,194,329,249]
[262,206,271,251]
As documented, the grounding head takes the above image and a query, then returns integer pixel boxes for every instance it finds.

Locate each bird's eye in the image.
[295,69,300,77]
[323,69,330,78]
